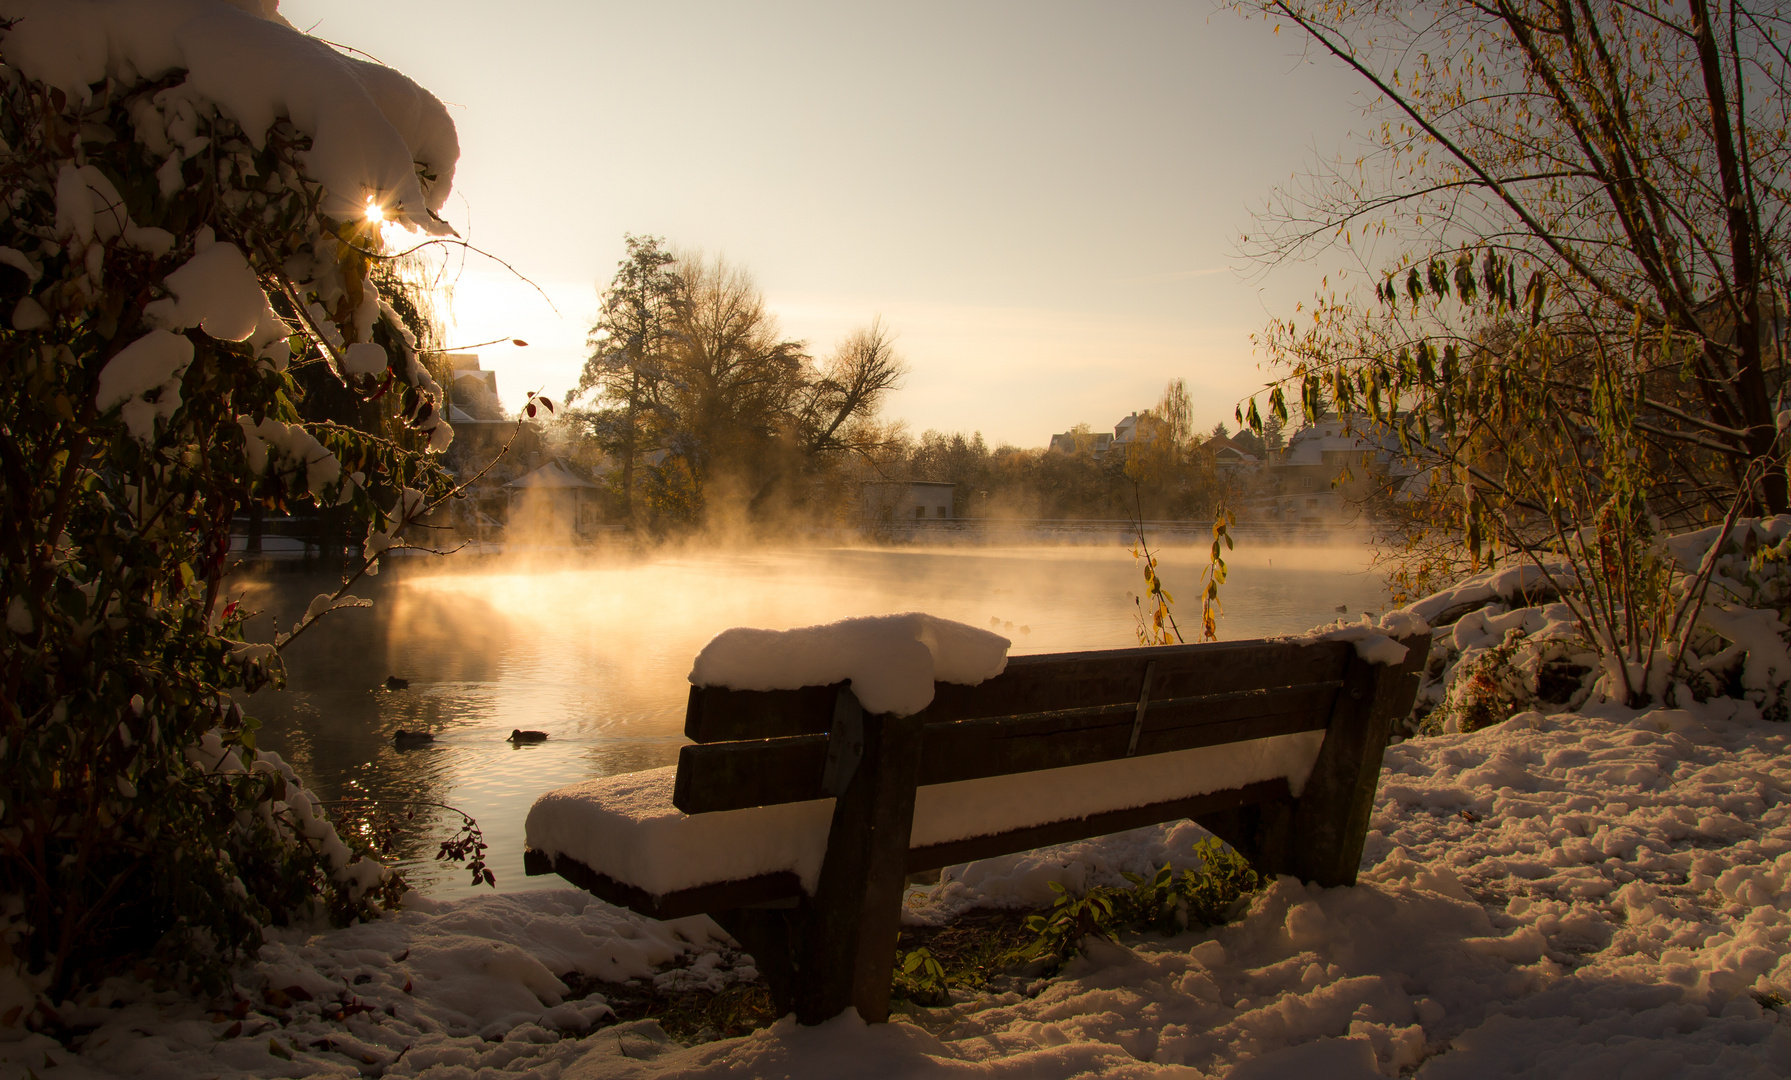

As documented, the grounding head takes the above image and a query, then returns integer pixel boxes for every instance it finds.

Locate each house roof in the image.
[446,403,513,425]
[505,460,600,490]
[1278,419,1377,466]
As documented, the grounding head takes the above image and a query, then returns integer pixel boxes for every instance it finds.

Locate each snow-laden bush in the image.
[1405,518,1791,733]
[0,0,477,1005]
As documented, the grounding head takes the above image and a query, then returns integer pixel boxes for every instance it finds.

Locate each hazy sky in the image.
[284,0,1369,447]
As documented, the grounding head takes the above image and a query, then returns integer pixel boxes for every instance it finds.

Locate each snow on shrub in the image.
[1405,518,1791,733]
[0,0,480,1009]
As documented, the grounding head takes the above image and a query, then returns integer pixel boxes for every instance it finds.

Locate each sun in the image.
[361,195,418,250]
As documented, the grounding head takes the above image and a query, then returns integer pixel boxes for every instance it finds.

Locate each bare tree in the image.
[800,316,908,459]
[658,253,809,513]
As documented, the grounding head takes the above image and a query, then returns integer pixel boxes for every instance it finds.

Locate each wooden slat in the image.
[673,733,829,814]
[684,682,846,743]
[922,682,1341,785]
[673,682,1339,812]
[928,639,1353,723]
[682,637,1358,742]
[906,778,1293,872]
[522,847,802,921]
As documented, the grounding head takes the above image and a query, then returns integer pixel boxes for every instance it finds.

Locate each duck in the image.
[508,729,548,744]
[392,729,434,746]
[383,675,410,691]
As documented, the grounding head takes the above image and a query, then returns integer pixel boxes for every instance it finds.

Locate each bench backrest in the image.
[674,633,1427,815]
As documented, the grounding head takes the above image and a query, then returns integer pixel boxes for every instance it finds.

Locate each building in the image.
[1203,433,1262,472]
[1048,413,1154,459]
[860,481,956,523]
[443,353,500,419]
[1112,412,1143,448]
[504,459,604,542]
[1048,430,1114,457]
[1264,417,1417,522]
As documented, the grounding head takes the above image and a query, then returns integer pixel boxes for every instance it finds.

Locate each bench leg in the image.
[798,709,924,1024]
[712,907,804,1015]
[1200,647,1423,887]
[1196,799,1296,878]
[1287,651,1411,887]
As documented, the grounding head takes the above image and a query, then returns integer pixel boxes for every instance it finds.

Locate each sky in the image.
[283,0,1371,448]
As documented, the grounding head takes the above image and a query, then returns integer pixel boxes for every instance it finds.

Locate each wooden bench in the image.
[524,630,1428,1024]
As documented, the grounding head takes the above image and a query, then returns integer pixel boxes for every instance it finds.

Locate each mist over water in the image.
[238,538,1390,896]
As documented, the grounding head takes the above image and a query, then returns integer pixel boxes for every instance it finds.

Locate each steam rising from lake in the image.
[240,540,1389,895]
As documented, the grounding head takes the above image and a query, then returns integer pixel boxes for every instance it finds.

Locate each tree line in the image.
[865,387,1280,524]
[561,244,1283,532]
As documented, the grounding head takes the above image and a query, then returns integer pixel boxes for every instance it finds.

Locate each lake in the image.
[236,537,1392,896]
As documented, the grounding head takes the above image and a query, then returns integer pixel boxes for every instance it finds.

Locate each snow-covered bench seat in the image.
[524,629,1428,1024]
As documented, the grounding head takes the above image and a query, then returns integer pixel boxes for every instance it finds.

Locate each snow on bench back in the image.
[688,612,1010,717]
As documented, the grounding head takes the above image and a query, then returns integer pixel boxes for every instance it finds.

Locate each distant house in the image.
[1262,417,1418,522]
[505,459,603,542]
[1048,430,1113,457]
[441,352,532,461]
[1203,433,1261,472]
[445,353,500,417]
[860,481,956,523]
[1110,413,1139,447]
[434,353,540,540]
[1049,413,1156,459]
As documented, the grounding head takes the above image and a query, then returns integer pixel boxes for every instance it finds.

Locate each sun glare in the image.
[364,198,386,225]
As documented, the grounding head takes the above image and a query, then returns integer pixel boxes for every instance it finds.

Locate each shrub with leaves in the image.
[0,1,479,1004]
[1401,518,1791,732]
[889,946,951,1007]
[1024,838,1264,970]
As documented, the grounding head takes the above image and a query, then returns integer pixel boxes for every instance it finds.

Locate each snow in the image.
[1664,517,1791,573]
[341,341,388,377]
[236,415,341,498]
[1403,562,1561,625]
[1,0,459,230]
[0,892,733,1078]
[1285,609,1429,666]
[51,164,175,256]
[0,246,42,283]
[93,329,193,441]
[689,612,1011,717]
[525,732,1326,897]
[10,296,48,331]
[22,693,1791,1077]
[143,241,267,341]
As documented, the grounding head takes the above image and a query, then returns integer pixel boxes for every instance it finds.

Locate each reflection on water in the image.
[238,540,1391,896]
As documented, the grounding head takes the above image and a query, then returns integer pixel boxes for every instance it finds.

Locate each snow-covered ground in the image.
[10,692,1791,1078]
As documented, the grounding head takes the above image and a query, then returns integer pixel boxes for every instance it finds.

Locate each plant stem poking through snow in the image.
[1129,483,1187,645]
